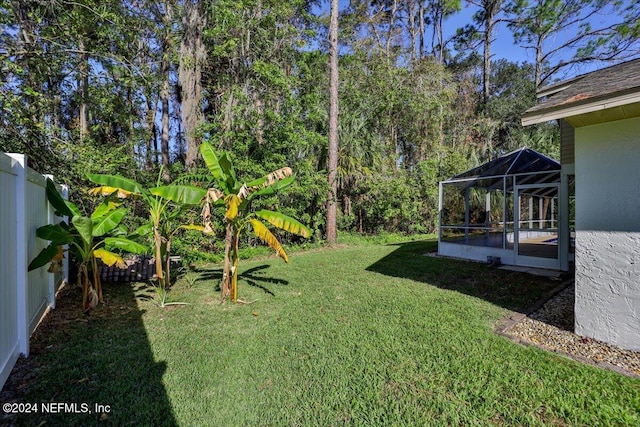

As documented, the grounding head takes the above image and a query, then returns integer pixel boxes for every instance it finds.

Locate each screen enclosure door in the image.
[513,183,560,270]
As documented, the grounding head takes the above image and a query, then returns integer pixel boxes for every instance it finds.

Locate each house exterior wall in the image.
[574,116,640,351]
[559,119,575,165]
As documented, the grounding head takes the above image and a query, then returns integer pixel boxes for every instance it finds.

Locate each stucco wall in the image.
[574,116,640,351]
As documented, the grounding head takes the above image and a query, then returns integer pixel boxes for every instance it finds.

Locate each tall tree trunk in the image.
[144,96,156,169]
[535,35,543,88]
[482,30,491,105]
[160,0,173,181]
[406,0,418,62]
[179,0,206,171]
[78,38,89,140]
[437,12,444,64]
[326,0,339,244]
[419,3,425,60]
[153,122,159,164]
[384,0,398,57]
[176,100,185,161]
[480,0,500,105]
[160,78,171,179]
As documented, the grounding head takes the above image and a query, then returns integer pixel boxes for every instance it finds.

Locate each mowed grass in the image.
[3,239,640,426]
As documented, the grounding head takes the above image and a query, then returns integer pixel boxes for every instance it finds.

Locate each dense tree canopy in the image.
[1,0,638,253]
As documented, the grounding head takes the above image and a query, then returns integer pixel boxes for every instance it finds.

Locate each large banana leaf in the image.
[88,186,137,199]
[200,142,227,185]
[87,174,146,195]
[72,215,93,247]
[28,243,62,271]
[93,248,126,268]
[150,185,207,205]
[91,200,120,220]
[35,224,75,244]
[255,210,312,238]
[92,207,127,237]
[249,219,289,263]
[45,178,80,217]
[103,237,148,254]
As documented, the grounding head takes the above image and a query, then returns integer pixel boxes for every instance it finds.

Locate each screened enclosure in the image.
[438,148,573,270]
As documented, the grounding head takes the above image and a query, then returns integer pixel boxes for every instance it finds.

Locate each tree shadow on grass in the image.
[0,283,178,427]
[193,264,289,297]
[366,239,567,313]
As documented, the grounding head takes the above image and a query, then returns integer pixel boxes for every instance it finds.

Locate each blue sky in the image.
[313,1,530,63]
[315,0,636,81]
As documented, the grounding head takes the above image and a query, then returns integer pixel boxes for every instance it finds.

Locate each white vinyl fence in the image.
[0,152,68,390]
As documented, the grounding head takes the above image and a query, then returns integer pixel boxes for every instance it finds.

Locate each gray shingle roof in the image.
[526,59,640,114]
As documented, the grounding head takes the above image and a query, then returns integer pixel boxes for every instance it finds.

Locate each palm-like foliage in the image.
[200,142,311,303]
[87,172,208,302]
[29,179,147,311]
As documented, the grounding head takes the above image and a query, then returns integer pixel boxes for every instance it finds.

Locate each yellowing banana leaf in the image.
[89,185,137,199]
[179,224,210,233]
[87,174,146,195]
[93,248,126,268]
[225,194,241,220]
[52,245,65,261]
[89,186,115,196]
[255,210,312,238]
[92,207,127,237]
[249,219,289,263]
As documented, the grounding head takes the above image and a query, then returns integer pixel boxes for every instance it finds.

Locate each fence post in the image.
[8,153,29,357]
[61,184,70,287]
[44,174,56,309]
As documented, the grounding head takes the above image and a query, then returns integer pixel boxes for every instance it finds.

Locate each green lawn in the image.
[3,239,639,426]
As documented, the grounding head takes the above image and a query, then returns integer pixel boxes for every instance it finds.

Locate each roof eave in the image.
[522,90,640,126]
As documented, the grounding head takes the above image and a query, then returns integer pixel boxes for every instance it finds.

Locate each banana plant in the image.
[29,179,147,311]
[87,171,208,298]
[200,142,312,303]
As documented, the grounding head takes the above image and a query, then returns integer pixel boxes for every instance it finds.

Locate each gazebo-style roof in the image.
[444,147,561,196]
[438,147,566,270]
